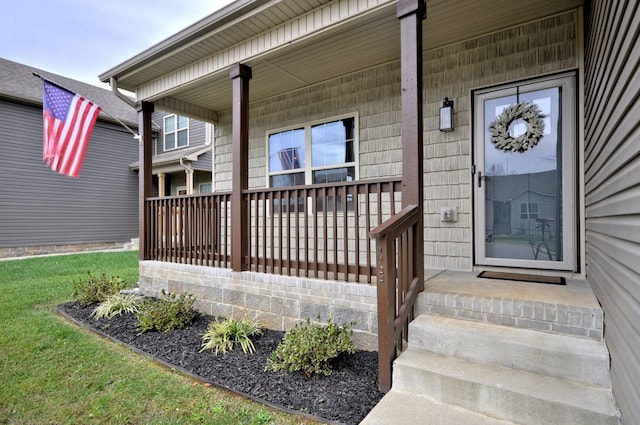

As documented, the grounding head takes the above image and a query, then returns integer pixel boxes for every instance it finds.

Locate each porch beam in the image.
[230,63,252,271]
[398,0,425,288]
[154,97,218,123]
[137,101,154,260]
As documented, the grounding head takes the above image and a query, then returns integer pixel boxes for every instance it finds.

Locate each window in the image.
[164,115,189,150]
[267,116,356,187]
[199,182,212,193]
[267,116,357,212]
[520,202,539,219]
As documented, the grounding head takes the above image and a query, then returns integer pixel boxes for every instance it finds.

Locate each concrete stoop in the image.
[361,314,621,425]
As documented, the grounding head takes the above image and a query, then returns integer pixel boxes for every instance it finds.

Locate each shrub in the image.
[72,271,126,306]
[266,317,357,376]
[92,293,142,320]
[200,317,262,355]
[136,290,197,333]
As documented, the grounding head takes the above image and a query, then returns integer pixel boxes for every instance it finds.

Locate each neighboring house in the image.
[100,1,639,423]
[129,110,214,197]
[0,58,140,258]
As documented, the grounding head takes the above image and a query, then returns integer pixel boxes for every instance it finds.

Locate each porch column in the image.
[230,63,252,271]
[185,169,194,194]
[398,0,425,287]
[137,101,154,260]
[158,173,166,197]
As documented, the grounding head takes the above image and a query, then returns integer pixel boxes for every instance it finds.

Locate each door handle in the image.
[477,171,483,188]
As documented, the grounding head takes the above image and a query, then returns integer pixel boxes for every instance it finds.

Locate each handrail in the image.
[369,204,419,239]
[370,204,422,392]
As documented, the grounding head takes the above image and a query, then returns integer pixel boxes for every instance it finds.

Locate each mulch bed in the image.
[58,301,384,425]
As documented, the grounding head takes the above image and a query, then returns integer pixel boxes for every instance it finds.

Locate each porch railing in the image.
[245,178,401,283]
[369,204,423,392]
[144,178,401,283]
[145,192,232,267]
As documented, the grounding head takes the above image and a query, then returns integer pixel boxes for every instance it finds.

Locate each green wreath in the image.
[489,101,545,153]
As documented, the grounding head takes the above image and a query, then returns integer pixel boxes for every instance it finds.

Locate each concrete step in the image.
[393,348,620,425]
[360,389,519,425]
[408,314,611,387]
[415,273,603,340]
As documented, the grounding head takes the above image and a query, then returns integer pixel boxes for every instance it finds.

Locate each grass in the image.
[0,251,317,425]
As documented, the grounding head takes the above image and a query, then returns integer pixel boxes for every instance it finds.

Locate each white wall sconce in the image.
[439,97,454,132]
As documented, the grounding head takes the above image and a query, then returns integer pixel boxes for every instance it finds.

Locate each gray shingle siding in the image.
[0,99,138,248]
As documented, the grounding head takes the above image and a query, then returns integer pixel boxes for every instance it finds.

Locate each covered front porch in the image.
[101,0,597,405]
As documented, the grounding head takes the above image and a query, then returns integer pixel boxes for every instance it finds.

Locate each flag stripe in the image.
[42,80,101,178]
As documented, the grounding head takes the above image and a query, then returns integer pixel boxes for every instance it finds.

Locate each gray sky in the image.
[1,0,235,88]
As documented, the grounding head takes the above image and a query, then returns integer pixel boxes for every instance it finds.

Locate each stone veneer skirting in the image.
[138,261,379,350]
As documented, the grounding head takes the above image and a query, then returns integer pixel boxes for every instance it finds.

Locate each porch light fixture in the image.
[439,97,454,132]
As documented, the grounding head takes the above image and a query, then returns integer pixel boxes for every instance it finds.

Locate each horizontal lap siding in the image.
[584,1,640,424]
[0,100,139,248]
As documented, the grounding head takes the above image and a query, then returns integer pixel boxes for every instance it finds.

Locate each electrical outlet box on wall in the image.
[440,206,458,222]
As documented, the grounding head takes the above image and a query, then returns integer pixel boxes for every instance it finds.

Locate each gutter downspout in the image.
[179,158,194,195]
[110,77,137,108]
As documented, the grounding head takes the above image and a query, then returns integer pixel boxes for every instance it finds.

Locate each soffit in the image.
[104,0,582,118]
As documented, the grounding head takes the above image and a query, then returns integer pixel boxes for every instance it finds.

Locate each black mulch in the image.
[58,301,384,425]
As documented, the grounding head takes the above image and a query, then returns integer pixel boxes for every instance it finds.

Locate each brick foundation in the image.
[139,261,379,350]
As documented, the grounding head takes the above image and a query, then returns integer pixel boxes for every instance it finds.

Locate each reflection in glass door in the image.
[473,75,576,270]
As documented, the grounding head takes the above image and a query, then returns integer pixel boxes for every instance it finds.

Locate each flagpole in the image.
[33,72,140,139]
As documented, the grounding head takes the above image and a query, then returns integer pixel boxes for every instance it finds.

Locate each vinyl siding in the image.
[584,2,640,424]
[0,99,138,248]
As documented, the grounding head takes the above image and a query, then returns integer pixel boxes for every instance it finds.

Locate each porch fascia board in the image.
[134,0,395,102]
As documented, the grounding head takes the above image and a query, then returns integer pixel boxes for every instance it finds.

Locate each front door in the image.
[473,74,576,270]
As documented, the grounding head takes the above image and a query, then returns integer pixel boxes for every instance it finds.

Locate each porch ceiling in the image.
[100,0,582,121]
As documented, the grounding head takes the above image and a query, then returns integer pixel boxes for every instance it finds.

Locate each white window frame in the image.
[266,113,359,188]
[520,202,539,220]
[164,114,189,151]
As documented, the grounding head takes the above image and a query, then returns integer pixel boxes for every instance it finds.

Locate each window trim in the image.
[199,182,212,193]
[520,202,539,219]
[265,113,359,188]
[163,114,190,151]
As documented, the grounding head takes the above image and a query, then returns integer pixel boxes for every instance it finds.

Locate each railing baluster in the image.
[312,187,319,278]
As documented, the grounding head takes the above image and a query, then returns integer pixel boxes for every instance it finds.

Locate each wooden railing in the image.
[369,204,423,392]
[144,178,402,284]
[245,178,401,283]
[144,192,232,267]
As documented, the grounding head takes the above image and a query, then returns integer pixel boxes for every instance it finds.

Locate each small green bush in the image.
[92,293,142,320]
[136,290,197,333]
[72,271,126,306]
[266,317,357,376]
[200,317,262,355]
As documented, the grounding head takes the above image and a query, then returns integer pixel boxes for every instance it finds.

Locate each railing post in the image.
[230,63,252,271]
[376,234,396,393]
[137,101,154,261]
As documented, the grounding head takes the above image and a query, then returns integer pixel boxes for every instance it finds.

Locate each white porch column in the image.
[158,173,166,197]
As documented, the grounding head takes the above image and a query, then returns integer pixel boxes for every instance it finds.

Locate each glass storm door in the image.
[473,74,576,270]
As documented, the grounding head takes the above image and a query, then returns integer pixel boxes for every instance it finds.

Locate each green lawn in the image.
[0,251,315,425]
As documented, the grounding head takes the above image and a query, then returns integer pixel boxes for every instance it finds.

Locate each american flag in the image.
[42,80,101,178]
